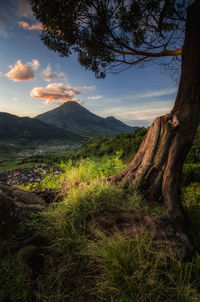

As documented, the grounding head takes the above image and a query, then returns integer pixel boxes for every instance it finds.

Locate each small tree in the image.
[30,0,200,250]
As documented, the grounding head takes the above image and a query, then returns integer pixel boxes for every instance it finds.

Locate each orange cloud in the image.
[30,83,79,102]
[30,83,93,105]
[6,59,40,81]
[18,21,42,31]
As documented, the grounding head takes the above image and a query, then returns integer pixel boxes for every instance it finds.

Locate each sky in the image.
[0,0,180,127]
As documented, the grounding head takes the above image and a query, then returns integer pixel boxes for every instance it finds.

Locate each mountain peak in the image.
[57,101,88,113]
[62,101,81,107]
[106,116,117,120]
[36,102,136,137]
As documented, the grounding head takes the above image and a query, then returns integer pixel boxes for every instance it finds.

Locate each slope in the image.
[0,112,82,144]
[36,101,136,137]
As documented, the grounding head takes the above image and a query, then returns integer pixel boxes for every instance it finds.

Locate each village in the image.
[17,143,80,157]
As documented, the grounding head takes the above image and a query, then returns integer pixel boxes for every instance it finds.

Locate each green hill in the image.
[0,112,83,144]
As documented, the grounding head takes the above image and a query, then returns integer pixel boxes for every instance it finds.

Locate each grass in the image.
[21,152,126,191]
[1,128,200,301]
[1,153,200,301]
[87,234,200,302]
[1,203,200,301]
[182,183,200,251]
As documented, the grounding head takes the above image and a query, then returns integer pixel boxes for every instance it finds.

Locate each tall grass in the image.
[22,153,125,191]
[87,234,200,302]
[1,154,200,301]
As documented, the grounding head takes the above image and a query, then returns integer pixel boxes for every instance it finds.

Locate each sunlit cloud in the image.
[44,100,54,106]
[18,21,42,31]
[30,83,94,105]
[88,95,102,100]
[13,97,19,102]
[41,65,67,82]
[5,59,40,81]
[30,83,80,101]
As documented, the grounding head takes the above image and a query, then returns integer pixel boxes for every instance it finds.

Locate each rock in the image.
[0,183,46,239]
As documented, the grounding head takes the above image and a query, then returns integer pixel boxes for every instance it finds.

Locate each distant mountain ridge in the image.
[0,112,82,144]
[36,101,136,137]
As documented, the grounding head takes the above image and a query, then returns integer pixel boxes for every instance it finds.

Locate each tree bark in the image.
[108,1,200,221]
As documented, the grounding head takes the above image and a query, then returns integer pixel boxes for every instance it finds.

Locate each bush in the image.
[182,164,200,186]
[182,183,200,250]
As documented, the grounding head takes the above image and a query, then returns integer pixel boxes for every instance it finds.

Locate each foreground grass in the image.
[1,155,200,301]
[20,152,125,191]
[1,189,200,301]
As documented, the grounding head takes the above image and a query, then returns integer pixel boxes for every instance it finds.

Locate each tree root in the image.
[89,209,193,258]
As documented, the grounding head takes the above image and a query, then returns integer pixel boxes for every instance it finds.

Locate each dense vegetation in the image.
[17,126,200,187]
[19,128,147,166]
[1,127,200,301]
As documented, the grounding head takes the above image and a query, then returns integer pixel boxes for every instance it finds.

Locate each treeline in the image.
[21,128,147,165]
[21,126,200,165]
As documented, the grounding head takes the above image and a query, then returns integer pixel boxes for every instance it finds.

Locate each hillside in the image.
[0,112,83,144]
[1,127,200,301]
[36,101,136,137]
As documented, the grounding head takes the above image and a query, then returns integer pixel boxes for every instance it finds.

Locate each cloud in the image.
[78,86,96,92]
[18,0,33,18]
[99,100,173,124]
[0,0,39,38]
[30,83,94,105]
[13,97,19,101]
[18,21,42,31]
[0,72,2,76]
[30,83,80,101]
[5,59,40,81]
[41,65,67,82]
[87,95,102,100]
[44,100,54,106]
[133,88,176,99]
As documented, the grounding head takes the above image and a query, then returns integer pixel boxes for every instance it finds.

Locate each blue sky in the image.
[0,0,180,127]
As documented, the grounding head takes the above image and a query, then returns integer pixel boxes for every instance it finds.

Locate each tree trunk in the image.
[108,1,200,221]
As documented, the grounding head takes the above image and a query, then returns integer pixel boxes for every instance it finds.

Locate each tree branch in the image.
[107,46,182,58]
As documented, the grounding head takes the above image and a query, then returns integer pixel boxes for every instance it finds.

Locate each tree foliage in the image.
[30,0,192,78]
